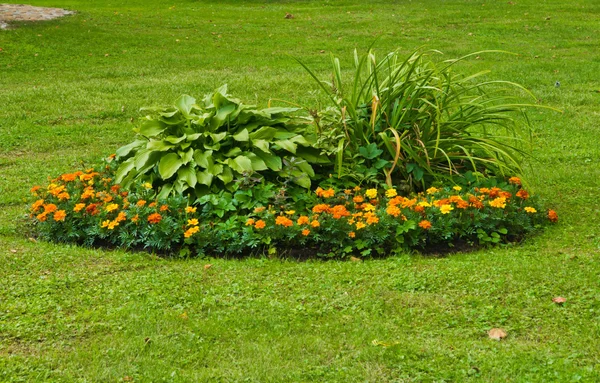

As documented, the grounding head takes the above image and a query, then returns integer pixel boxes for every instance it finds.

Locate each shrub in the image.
[298,49,540,191]
[114,85,328,201]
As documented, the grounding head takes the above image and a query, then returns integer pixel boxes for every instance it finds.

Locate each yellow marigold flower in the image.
[440,204,454,214]
[365,188,378,199]
[188,218,199,226]
[108,221,119,230]
[419,220,432,230]
[509,177,521,185]
[348,231,356,238]
[185,206,197,213]
[254,206,265,213]
[489,197,507,209]
[297,216,310,225]
[385,188,397,198]
[131,214,139,223]
[105,203,119,212]
[73,203,86,212]
[344,189,352,195]
[101,220,111,228]
[301,229,310,236]
[275,216,293,227]
[366,215,379,225]
[453,186,462,191]
[363,203,376,212]
[524,207,537,213]
[355,221,366,230]
[245,218,255,226]
[426,187,439,195]
[285,210,296,215]
[418,201,431,207]
[254,220,266,229]
[184,226,200,238]
[53,210,67,222]
[143,182,153,190]
[310,220,320,228]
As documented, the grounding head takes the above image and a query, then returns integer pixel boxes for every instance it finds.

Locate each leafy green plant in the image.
[298,49,546,190]
[114,85,328,200]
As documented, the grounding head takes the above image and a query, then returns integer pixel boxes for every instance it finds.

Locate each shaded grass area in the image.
[1,0,599,381]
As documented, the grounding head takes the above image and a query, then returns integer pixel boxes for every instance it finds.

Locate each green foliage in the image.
[299,49,545,191]
[114,85,328,200]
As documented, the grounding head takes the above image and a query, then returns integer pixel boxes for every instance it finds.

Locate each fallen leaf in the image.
[488,328,507,340]
[10,249,17,253]
[180,312,188,320]
[204,264,212,270]
[144,337,151,344]
[105,53,109,57]
[284,13,294,19]
[350,256,362,262]
[552,296,567,304]
[28,237,37,243]
[123,376,133,382]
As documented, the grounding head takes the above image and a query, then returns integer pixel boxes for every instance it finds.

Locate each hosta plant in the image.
[298,49,546,191]
[114,85,328,201]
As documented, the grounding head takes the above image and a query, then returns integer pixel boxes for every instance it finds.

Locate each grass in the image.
[1,0,599,381]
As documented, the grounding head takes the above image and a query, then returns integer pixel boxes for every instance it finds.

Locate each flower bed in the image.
[27,160,557,258]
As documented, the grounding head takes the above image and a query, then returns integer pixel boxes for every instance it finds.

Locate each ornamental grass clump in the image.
[298,49,545,190]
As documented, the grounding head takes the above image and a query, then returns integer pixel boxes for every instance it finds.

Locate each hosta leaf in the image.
[232,128,249,142]
[294,159,315,177]
[296,147,330,164]
[252,139,270,153]
[158,153,184,179]
[274,139,297,154]
[178,166,197,188]
[211,103,237,129]
[193,150,213,168]
[138,120,166,137]
[291,172,311,189]
[180,147,194,164]
[255,151,282,171]
[196,170,214,186]
[175,94,196,116]
[165,135,186,144]
[157,183,173,200]
[262,107,301,115]
[134,150,161,171]
[210,132,227,143]
[217,166,234,184]
[146,140,174,151]
[116,140,146,158]
[249,126,277,140]
[244,152,268,171]
[274,131,297,140]
[115,157,135,183]
[228,155,253,173]
[224,147,242,158]
[290,134,311,146]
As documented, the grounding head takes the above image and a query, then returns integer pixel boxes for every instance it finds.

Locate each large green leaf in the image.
[193,150,213,168]
[244,152,268,171]
[196,170,214,186]
[249,126,277,140]
[294,159,315,177]
[146,140,174,151]
[138,120,167,137]
[252,139,270,153]
[175,94,196,116]
[217,166,234,184]
[228,155,253,173]
[255,151,282,171]
[158,153,183,179]
[115,157,136,183]
[177,165,197,188]
[232,128,249,142]
[274,139,297,154]
[116,140,146,158]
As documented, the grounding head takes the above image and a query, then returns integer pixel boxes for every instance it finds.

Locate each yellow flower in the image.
[143,182,153,190]
[108,221,119,230]
[73,203,86,212]
[418,201,432,207]
[184,226,200,238]
[355,221,366,230]
[524,207,537,213]
[188,218,199,226]
[285,210,296,215]
[301,229,310,236]
[385,189,397,198]
[489,197,507,209]
[310,220,320,228]
[440,204,454,214]
[185,206,197,213]
[101,220,111,228]
[453,186,462,191]
[365,188,378,199]
[105,203,119,212]
[246,218,255,226]
[426,187,439,195]
[363,203,376,212]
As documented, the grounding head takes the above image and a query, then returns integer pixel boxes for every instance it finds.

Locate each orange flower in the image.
[344,189,352,195]
[110,185,121,193]
[488,187,502,198]
[36,212,48,222]
[44,203,58,213]
[80,188,95,200]
[159,205,169,212]
[547,209,558,222]
[275,216,293,227]
[386,205,401,217]
[419,220,432,230]
[516,190,529,200]
[245,218,255,226]
[53,210,66,222]
[31,199,45,212]
[352,195,364,204]
[131,214,139,223]
[310,220,320,228]
[508,176,521,185]
[468,195,484,209]
[456,200,469,209]
[136,200,147,207]
[184,226,200,238]
[254,220,266,229]
[301,229,310,236]
[30,186,41,194]
[148,202,157,208]
[254,206,265,213]
[348,231,356,238]
[73,203,86,212]
[414,205,425,213]
[365,214,379,225]
[58,192,70,201]
[115,212,127,223]
[147,213,162,224]
[297,216,310,225]
[331,205,350,219]
[85,203,100,215]
[312,204,330,214]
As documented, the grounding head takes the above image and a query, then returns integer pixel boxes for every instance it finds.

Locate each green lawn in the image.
[1,0,599,381]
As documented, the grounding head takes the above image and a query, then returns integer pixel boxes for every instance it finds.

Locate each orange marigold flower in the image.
[136,200,147,207]
[31,199,45,212]
[468,195,484,209]
[401,198,417,209]
[476,187,490,194]
[80,188,95,200]
[353,195,364,203]
[456,200,469,209]
[547,209,558,222]
[297,216,310,225]
[312,204,330,214]
[105,203,119,212]
[388,196,403,206]
[160,205,169,212]
[147,213,162,224]
[419,220,432,230]
[254,206,266,213]
[440,204,454,214]
[488,187,502,198]
[499,191,512,199]
[386,205,402,217]
[148,202,157,208]
[185,206,197,213]
[509,177,522,185]
[110,185,121,193]
[353,185,361,192]
[30,185,41,194]
[348,231,356,238]
[115,212,127,223]
[131,214,139,223]
[516,190,529,200]
[489,197,507,209]
[414,205,425,213]
[301,229,310,236]
[310,220,320,228]
[44,203,58,213]
[524,207,537,213]
[315,187,325,197]
[254,220,266,229]
[36,212,48,222]
[275,216,293,227]
[331,205,351,219]
[449,195,464,204]
[108,221,119,230]
[322,188,335,198]
[344,189,352,195]
[73,203,86,212]
[366,215,379,225]
[245,218,255,226]
[53,210,66,222]
[58,192,70,201]
[184,226,200,238]
[85,203,100,215]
